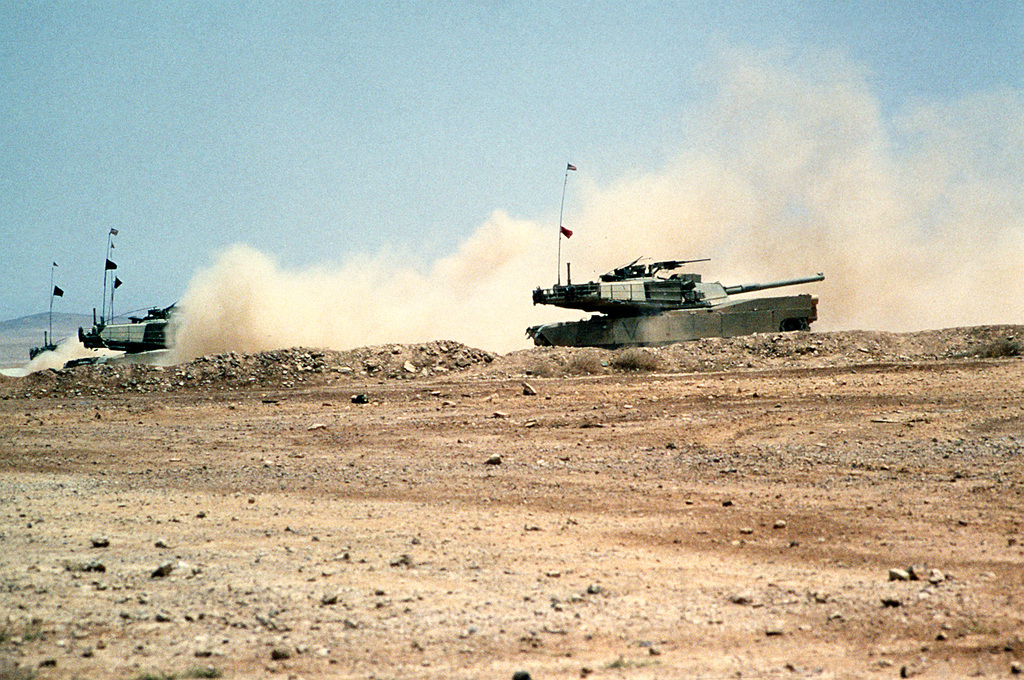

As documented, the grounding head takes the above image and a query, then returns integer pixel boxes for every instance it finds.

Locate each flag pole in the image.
[48,262,55,346]
[102,231,111,322]
[557,163,576,286]
[102,229,117,323]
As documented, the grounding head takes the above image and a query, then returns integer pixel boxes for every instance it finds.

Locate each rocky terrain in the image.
[1,326,1023,679]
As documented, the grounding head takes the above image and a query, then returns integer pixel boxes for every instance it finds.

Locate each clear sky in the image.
[2,2,1022,351]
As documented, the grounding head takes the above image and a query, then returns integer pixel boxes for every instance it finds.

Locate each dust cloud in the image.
[173,45,1023,359]
[1,338,119,377]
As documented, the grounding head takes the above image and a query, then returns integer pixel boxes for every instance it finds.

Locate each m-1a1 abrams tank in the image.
[527,259,824,348]
[78,304,175,354]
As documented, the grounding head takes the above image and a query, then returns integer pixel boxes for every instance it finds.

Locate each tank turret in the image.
[527,259,824,348]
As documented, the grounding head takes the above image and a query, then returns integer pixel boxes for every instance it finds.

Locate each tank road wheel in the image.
[780,317,810,332]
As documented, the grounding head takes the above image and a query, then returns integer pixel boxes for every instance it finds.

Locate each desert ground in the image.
[1,327,1023,680]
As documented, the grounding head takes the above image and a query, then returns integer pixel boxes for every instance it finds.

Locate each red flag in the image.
[566,163,577,171]
[560,226,573,238]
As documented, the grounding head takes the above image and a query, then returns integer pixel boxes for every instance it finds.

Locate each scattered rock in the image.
[270,647,291,660]
[390,554,414,568]
[89,535,110,548]
[907,564,928,581]
[151,561,175,578]
[522,382,538,396]
[729,592,754,605]
[484,454,503,466]
[351,394,369,404]
[889,568,911,581]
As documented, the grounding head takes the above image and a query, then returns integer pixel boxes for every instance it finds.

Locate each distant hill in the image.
[0,312,93,367]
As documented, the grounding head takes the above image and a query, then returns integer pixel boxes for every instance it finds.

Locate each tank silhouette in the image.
[527,259,824,348]
[78,304,175,354]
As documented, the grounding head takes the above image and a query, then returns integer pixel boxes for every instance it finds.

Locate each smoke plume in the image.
[172,45,1024,359]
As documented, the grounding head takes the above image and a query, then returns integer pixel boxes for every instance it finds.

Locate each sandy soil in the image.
[2,328,1023,679]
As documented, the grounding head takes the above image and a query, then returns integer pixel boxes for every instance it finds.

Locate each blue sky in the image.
[2,2,1022,343]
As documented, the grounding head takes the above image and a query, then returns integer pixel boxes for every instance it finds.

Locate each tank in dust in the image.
[527,259,824,348]
[78,304,175,354]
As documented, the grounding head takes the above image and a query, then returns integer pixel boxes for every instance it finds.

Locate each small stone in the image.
[321,592,340,606]
[270,647,291,660]
[351,394,369,404]
[888,568,911,581]
[154,538,170,549]
[773,520,787,529]
[729,592,754,605]
[928,568,945,584]
[522,382,538,396]
[307,423,327,431]
[151,561,175,578]
[390,554,414,568]
[907,564,928,581]
[484,454,502,466]
[512,672,532,680]
[1011,660,1022,674]
[90,535,110,548]
[881,596,902,607]
[765,624,784,636]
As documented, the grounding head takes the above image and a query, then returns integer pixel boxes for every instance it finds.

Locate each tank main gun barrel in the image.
[724,273,824,296]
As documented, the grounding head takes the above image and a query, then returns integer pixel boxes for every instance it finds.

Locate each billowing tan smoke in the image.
[173,45,1024,359]
[170,213,573,359]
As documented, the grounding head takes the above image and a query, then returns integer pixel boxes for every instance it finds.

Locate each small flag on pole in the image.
[105,259,118,270]
[560,226,573,238]
[567,163,577,171]
[53,261,58,267]
[109,228,118,236]
[53,286,64,297]
[114,277,123,289]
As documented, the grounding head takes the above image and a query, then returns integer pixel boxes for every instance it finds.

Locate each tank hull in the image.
[78,306,174,354]
[528,294,817,348]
